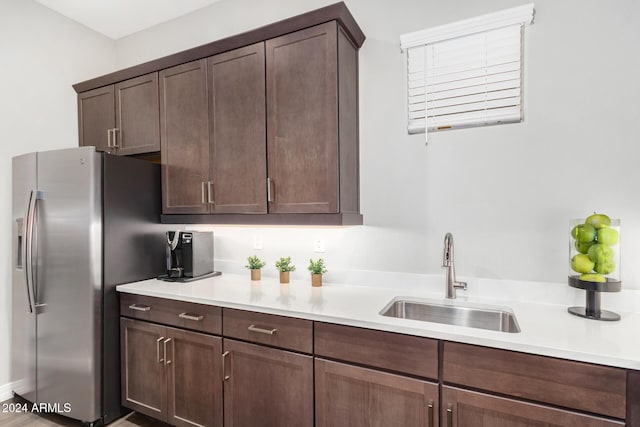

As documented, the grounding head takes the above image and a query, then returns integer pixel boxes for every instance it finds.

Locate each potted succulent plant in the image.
[275,257,296,284]
[308,258,328,287]
[245,255,266,281]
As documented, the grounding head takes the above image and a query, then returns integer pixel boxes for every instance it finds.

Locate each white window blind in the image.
[401,4,534,138]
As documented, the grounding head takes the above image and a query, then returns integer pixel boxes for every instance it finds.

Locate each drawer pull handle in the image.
[222,351,230,382]
[446,404,453,427]
[157,337,165,363]
[129,304,151,312]
[179,312,203,321]
[247,324,277,335]
[427,400,434,427]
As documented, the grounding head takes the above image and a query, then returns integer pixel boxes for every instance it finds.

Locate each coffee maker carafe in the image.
[165,231,215,280]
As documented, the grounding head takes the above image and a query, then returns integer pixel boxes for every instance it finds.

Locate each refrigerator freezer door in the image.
[35,147,102,423]
[11,153,37,403]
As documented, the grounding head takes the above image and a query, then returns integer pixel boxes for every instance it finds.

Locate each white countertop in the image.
[117,273,640,370]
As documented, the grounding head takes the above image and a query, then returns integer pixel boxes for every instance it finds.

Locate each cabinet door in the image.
[160,59,210,214]
[78,85,115,154]
[442,386,624,427]
[266,22,339,213]
[120,318,167,421]
[115,72,160,156]
[315,358,438,427]
[223,339,313,427]
[208,43,267,213]
[443,341,627,419]
[166,327,223,427]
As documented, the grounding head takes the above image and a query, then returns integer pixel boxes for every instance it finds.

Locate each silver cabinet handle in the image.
[222,351,230,381]
[266,177,273,202]
[427,400,434,427]
[107,129,112,148]
[129,304,151,312]
[247,324,277,335]
[179,312,203,321]
[112,128,120,148]
[207,181,214,205]
[446,404,453,427]
[157,337,165,363]
[201,182,206,205]
[164,338,172,365]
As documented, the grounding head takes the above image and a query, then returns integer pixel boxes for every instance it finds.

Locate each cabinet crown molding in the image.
[72,2,365,93]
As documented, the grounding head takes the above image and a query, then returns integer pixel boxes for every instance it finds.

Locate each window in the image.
[400,4,535,140]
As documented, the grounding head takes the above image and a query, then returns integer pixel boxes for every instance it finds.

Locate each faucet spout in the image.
[442,232,467,299]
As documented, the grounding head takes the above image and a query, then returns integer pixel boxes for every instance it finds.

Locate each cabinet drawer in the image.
[222,308,312,353]
[443,342,627,419]
[314,322,438,380]
[120,293,221,335]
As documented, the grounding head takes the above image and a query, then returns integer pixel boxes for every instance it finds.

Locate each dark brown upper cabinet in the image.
[265,20,359,218]
[114,73,160,156]
[160,44,267,215]
[266,22,339,214]
[160,60,210,214]
[207,43,267,214]
[78,85,115,154]
[74,2,364,226]
[78,72,160,156]
[263,21,360,218]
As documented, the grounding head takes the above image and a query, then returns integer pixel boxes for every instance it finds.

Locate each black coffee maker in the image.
[166,231,215,280]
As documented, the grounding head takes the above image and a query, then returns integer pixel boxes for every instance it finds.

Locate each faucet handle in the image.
[455,281,467,290]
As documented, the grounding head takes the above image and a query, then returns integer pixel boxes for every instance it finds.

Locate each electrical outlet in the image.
[253,236,263,250]
[313,239,325,253]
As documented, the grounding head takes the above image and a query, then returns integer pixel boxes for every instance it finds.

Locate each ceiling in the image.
[34,0,225,40]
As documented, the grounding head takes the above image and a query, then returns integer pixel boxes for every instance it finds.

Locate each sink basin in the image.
[380,297,521,333]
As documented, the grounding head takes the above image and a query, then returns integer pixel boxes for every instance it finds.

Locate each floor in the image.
[0,397,169,427]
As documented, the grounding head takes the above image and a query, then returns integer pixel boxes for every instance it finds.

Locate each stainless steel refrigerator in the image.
[11,146,168,425]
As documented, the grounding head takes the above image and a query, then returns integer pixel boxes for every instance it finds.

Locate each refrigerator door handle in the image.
[28,191,45,312]
[23,190,35,313]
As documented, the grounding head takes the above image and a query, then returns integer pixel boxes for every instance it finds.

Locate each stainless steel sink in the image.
[380,297,521,333]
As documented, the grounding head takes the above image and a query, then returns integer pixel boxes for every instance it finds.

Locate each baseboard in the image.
[0,381,15,402]
[0,380,26,402]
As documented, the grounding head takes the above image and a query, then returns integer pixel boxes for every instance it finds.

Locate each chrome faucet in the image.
[442,233,467,299]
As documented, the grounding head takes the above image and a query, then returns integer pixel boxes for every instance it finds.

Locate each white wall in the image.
[115,0,640,291]
[0,0,115,391]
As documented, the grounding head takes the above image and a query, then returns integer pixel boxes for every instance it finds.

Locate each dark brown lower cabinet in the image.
[315,358,439,427]
[121,318,223,427]
[223,339,313,427]
[442,386,624,427]
[120,297,638,427]
[120,318,166,419]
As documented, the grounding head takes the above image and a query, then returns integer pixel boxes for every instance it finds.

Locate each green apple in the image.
[587,244,614,265]
[571,223,596,243]
[594,258,616,274]
[596,227,619,246]
[574,240,593,254]
[579,273,606,283]
[571,254,595,274]
[585,213,611,229]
